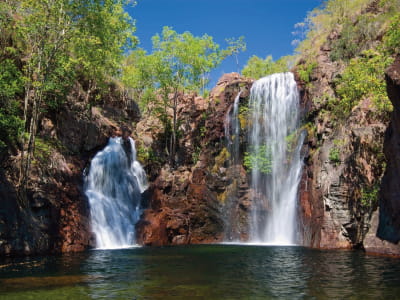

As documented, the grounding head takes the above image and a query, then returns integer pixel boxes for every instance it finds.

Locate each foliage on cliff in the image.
[288,0,400,251]
[296,0,399,118]
[243,145,273,174]
[295,0,400,219]
[0,0,136,189]
[241,55,292,79]
[122,27,245,166]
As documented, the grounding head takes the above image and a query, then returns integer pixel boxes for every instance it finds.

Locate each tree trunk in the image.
[19,84,31,184]
[19,55,44,197]
[170,90,179,168]
[86,80,94,103]
[21,88,42,193]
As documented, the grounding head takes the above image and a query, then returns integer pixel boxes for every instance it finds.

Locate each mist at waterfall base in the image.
[85,137,148,249]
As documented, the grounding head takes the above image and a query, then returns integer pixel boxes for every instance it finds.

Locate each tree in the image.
[124,27,245,166]
[14,0,75,190]
[121,48,156,112]
[0,2,24,153]
[224,36,246,73]
[0,0,137,196]
[242,55,292,79]
[70,0,137,101]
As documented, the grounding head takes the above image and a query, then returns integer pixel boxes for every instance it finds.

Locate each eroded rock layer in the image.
[297,45,400,255]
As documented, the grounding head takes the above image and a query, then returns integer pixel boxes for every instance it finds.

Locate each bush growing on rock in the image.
[122,27,245,166]
[244,145,273,175]
[335,50,393,116]
[383,14,400,55]
[328,146,341,166]
[241,55,292,79]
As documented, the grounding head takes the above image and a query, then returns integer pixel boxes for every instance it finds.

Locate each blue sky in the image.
[127,0,323,87]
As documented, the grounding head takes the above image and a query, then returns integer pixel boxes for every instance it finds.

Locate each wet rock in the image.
[365,210,400,256]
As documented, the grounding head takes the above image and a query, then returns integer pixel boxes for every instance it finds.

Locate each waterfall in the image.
[248,72,304,245]
[85,137,148,249]
[225,92,241,166]
[223,92,241,241]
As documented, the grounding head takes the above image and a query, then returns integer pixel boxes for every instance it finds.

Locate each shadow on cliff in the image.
[378,56,400,244]
[0,166,59,256]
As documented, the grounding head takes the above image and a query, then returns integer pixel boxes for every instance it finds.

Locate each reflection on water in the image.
[1,245,400,299]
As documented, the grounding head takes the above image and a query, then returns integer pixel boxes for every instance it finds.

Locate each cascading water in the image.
[225,92,241,166]
[85,137,148,249]
[248,72,304,245]
[223,92,241,240]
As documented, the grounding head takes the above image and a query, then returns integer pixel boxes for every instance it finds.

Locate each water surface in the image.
[1,245,399,299]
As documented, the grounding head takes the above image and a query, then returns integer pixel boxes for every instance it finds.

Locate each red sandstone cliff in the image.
[135,73,253,245]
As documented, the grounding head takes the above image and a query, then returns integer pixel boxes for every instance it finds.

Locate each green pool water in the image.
[0,245,399,299]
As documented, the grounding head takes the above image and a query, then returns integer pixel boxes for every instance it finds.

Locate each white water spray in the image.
[85,137,148,249]
[248,72,304,245]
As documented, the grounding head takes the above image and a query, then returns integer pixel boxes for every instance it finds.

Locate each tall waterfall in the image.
[85,137,148,249]
[248,72,304,245]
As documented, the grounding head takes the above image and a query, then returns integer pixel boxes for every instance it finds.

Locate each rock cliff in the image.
[2,63,400,257]
[135,73,253,245]
[365,56,400,255]
[0,83,140,255]
[297,41,400,255]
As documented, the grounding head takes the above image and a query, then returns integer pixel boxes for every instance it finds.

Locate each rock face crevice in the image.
[297,42,400,255]
[295,38,386,250]
[377,56,400,244]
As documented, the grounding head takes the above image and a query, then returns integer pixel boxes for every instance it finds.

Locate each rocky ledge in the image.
[136,73,253,246]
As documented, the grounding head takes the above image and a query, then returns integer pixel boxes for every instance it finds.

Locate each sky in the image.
[127,0,323,87]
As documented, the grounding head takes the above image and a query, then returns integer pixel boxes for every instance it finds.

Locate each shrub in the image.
[329,146,340,165]
[295,0,372,62]
[192,146,201,164]
[244,145,272,174]
[330,14,382,62]
[242,55,292,79]
[297,61,317,83]
[238,105,250,129]
[335,50,393,116]
[360,185,379,207]
[285,131,299,154]
[32,137,53,166]
[0,107,23,150]
[0,59,23,100]
[383,14,400,55]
